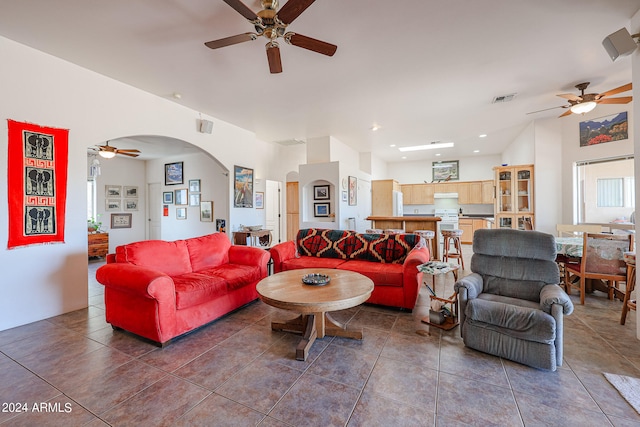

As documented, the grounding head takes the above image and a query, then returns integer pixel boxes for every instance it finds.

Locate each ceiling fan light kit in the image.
[206,0,337,73]
[569,101,596,115]
[98,150,116,159]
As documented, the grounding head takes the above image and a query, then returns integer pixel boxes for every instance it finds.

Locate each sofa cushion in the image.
[199,264,262,291]
[282,256,347,271]
[172,273,228,310]
[115,239,192,276]
[466,297,556,344]
[337,260,404,287]
[186,233,231,271]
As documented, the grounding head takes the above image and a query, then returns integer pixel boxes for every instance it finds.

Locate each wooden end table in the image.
[256,268,374,361]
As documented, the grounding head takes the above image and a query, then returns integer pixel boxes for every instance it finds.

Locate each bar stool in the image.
[384,229,405,234]
[442,229,464,269]
[414,230,436,259]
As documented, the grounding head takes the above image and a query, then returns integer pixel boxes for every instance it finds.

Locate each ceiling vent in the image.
[273,138,306,146]
[492,93,517,103]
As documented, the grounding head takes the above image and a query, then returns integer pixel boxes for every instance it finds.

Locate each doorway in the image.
[148,182,161,239]
[265,180,282,245]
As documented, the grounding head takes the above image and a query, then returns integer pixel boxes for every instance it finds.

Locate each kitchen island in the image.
[366,216,441,258]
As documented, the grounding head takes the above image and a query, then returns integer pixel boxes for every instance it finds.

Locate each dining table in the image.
[555,236,583,257]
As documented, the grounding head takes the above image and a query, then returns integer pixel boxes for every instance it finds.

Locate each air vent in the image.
[273,138,306,146]
[492,93,517,103]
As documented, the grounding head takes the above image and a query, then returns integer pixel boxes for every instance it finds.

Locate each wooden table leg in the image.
[324,313,363,339]
[296,314,318,361]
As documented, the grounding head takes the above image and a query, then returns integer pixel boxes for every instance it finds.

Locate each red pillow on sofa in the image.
[115,239,192,276]
[186,233,231,271]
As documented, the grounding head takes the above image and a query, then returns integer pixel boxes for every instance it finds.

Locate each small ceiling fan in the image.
[205,0,337,74]
[91,141,141,159]
[528,82,632,117]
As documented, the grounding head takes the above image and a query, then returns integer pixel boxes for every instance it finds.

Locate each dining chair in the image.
[556,224,602,237]
[564,233,634,305]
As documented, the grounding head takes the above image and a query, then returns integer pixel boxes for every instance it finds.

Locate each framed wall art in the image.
[432,160,459,181]
[163,191,173,204]
[314,185,330,200]
[234,165,253,208]
[105,199,121,211]
[165,161,184,185]
[579,112,628,147]
[189,179,201,193]
[200,201,213,222]
[110,213,132,229]
[314,202,330,217]
[176,207,187,220]
[174,188,187,205]
[123,186,138,198]
[255,192,264,209]
[348,176,357,206]
[124,199,138,211]
[189,193,201,207]
[105,185,122,197]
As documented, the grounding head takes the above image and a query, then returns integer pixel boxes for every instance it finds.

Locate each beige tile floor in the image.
[1,246,639,426]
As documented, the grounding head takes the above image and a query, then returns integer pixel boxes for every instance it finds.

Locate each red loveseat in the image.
[270,228,430,310]
[96,233,270,345]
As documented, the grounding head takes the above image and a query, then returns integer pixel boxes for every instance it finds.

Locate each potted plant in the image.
[87,216,102,233]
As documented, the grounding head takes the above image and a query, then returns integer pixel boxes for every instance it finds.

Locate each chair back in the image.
[582,233,633,276]
[471,229,560,301]
[556,224,602,237]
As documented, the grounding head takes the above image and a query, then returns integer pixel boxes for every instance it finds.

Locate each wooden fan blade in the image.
[526,105,566,115]
[117,151,139,158]
[598,83,632,98]
[558,109,573,118]
[266,44,282,74]
[116,149,141,153]
[597,96,632,104]
[223,0,259,21]
[205,33,257,50]
[557,93,581,101]
[277,0,315,24]
[286,33,337,56]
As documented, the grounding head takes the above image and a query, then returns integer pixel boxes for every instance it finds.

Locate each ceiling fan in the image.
[91,141,141,159]
[528,82,632,117]
[205,0,337,74]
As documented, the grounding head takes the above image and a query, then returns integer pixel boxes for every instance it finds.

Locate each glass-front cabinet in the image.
[494,165,534,230]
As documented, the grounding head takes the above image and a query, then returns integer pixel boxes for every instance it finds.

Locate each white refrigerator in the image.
[392,191,403,216]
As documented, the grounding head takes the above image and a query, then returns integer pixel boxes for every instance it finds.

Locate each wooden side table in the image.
[233,229,272,247]
[417,261,460,330]
[88,232,109,258]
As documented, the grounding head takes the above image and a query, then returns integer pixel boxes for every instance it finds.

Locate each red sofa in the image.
[270,228,430,310]
[96,233,270,344]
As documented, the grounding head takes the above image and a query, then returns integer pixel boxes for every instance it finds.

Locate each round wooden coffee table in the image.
[256,268,374,361]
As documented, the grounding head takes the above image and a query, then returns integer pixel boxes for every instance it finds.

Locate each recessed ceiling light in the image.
[401,156,407,159]
[473,150,480,153]
[371,124,381,131]
[398,142,454,152]
[479,134,487,138]
[172,92,182,99]
[435,153,442,157]
[389,144,396,147]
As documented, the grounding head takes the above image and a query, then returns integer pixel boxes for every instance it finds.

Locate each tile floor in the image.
[1,246,639,426]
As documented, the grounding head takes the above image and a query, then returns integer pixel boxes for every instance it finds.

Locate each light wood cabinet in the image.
[458,218,492,244]
[401,180,495,206]
[481,180,495,204]
[401,183,434,205]
[88,232,109,258]
[494,165,534,230]
[372,179,400,216]
[286,181,299,241]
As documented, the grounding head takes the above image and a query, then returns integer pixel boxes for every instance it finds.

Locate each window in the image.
[87,179,97,221]
[597,178,623,207]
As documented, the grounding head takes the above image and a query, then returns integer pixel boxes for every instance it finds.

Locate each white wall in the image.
[502,122,535,166]
[533,118,563,235]
[0,36,301,331]
[386,154,501,184]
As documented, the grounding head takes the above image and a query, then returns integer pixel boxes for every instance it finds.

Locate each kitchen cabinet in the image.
[401,183,434,205]
[458,218,492,244]
[401,180,495,206]
[481,180,495,204]
[372,179,400,216]
[494,165,534,230]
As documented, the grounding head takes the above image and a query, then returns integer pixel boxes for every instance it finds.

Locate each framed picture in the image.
[174,188,187,205]
[216,218,226,232]
[189,179,201,193]
[342,191,347,202]
[105,185,122,198]
[314,202,330,217]
[432,160,459,181]
[124,198,138,211]
[200,201,213,222]
[165,161,184,185]
[163,191,173,204]
[234,165,253,208]
[579,112,628,147]
[110,213,132,229]
[255,192,264,209]
[176,207,187,220]
[105,198,121,211]
[189,193,201,207]
[123,186,138,198]
[348,176,357,206]
[314,185,330,200]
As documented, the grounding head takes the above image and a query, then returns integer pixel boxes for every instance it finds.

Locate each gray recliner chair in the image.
[454,228,574,371]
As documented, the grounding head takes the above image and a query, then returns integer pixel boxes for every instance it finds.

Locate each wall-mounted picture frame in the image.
[234,165,253,208]
[174,188,187,205]
[165,161,184,185]
[216,218,226,232]
[111,213,132,229]
[105,185,122,197]
[314,202,330,217]
[432,160,459,181]
[342,191,347,202]
[200,201,213,222]
[348,176,357,206]
[579,112,628,147]
[176,207,187,220]
[124,198,138,211]
[189,179,201,193]
[105,198,121,211]
[123,186,138,198]
[189,193,201,207]
[163,191,173,204]
[314,185,330,200]
[255,192,264,209]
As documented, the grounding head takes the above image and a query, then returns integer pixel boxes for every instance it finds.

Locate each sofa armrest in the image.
[96,263,176,301]
[540,284,574,315]
[400,246,431,309]
[269,241,297,273]
[228,245,271,278]
[453,273,484,336]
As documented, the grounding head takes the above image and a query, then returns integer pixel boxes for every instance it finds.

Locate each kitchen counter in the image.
[366,216,441,257]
